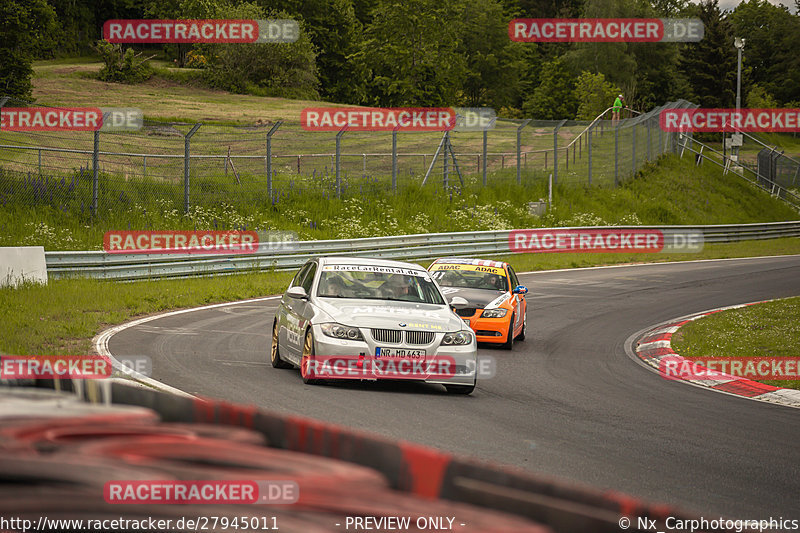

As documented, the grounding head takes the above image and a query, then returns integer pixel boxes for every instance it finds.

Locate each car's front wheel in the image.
[300,329,323,385]
[445,383,475,394]
[515,310,526,341]
[271,320,292,369]
[502,313,515,350]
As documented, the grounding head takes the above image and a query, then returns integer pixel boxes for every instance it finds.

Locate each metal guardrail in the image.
[44,221,800,280]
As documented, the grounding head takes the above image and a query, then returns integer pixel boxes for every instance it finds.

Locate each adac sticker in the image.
[431,263,504,275]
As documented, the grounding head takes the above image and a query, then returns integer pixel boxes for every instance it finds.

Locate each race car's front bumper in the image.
[310,325,477,386]
[460,312,510,344]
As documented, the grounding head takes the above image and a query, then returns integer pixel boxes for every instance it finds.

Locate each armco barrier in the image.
[26,379,733,533]
[45,221,800,280]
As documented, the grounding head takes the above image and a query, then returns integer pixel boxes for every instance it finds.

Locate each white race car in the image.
[270,257,478,394]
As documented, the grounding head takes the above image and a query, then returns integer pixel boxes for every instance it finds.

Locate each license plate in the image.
[375,347,425,359]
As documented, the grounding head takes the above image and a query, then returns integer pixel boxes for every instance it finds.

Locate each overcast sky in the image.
[705,0,798,13]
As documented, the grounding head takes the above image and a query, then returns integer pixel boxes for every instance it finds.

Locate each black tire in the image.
[445,384,475,395]
[270,320,292,369]
[300,329,324,385]
[502,313,515,350]
[515,310,526,341]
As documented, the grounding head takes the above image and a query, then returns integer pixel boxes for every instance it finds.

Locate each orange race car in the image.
[428,258,528,349]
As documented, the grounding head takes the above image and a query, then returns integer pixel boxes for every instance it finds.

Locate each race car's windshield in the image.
[317,267,445,305]
[430,268,508,292]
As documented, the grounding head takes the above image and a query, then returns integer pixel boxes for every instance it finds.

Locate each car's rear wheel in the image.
[300,329,323,385]
[502,313,515,350]
[445,384,475,394]
[270,320,292,369]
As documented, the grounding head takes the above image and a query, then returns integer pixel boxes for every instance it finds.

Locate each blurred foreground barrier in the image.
[3,380,735,533]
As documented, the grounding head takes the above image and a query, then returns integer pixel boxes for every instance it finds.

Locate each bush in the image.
[185,50,208,69]
[95,40,153,84]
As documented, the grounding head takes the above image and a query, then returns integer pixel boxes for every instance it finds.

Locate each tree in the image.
[457,0,530,109]
[0,0,56,100]
[730,0,800,105]
[202,2,319,99]
[522,57,578,119]
[563,0,642,102]
[678,0,737,108]
[257,0,365,104]
[746,84,778,108]
[574,71,621,120]
[355,0,466,106]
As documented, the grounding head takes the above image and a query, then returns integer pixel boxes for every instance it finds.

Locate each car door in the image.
[280,262,311,358]
[507,266,525,334]
[284,261,317,357]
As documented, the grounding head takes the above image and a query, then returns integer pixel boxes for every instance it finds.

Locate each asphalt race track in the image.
[108,255,800,520]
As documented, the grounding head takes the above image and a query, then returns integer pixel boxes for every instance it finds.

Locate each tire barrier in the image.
[1,386,550,533]
[88,382,729,533]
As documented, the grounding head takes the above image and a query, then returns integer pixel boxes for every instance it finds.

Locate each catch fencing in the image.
[1,96,688,216]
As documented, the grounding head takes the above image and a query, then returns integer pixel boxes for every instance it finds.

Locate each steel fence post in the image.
[646,118,651,161]
[483,129,488,186]
[632,121,637,176]
[336,127,346,198]
[553,120,566,185]
[588,124,592,186]
[614,122,620,187]
[443,131,449,189]
[392,129,398,192]
[92,129,99,214]
[517,119,530,185]
[184,123,202,214]
[266,121,281,199]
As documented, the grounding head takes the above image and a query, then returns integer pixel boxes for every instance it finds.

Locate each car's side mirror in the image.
[449,296,469,309]
[287,286,308,299]
[512,285,528,295]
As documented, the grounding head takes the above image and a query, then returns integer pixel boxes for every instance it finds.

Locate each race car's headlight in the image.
[442,331,473,345]
[481,308,507,318]
[321,323,364,341]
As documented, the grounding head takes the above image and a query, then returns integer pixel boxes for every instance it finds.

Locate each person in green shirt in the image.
[612,94,624,123]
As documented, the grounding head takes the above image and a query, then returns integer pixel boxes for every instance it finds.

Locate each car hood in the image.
[314,298,464,331]
[439,287,508,309]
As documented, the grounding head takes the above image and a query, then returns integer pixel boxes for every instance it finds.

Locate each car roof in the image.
[429,257,509,270]
[317,256,428,272]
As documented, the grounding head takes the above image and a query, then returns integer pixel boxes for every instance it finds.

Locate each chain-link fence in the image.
[671,122,800,209]
[756,147,800,195]
[0,96,692,215]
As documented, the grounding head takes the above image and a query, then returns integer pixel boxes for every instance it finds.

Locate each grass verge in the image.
[2,154,797,250]
[0,271,293,356]
[672,296,800,390]
[2,238,798,357]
